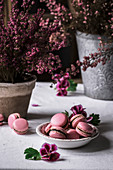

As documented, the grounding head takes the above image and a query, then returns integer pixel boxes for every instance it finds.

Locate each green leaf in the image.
[89,113,100,126]
[24,147,41,160]
[62,110,69,117]
[67,79,77,91]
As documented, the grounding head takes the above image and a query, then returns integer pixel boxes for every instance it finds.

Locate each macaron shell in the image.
[70,114,86,128]
[49,126,67,139]
[51,113,68,129]
[67,129,80,139]
[76,122,94,137]
[0,114,4,125]
[13,118,28,135]
[44,123,52,134]
[8,113,21,129]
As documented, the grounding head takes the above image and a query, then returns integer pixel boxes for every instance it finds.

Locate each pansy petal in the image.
[41,155,50,161]
[42,143,50,152]
[82,111,87,117]
[49,152,60,161]
[50,144,57,152]
[86,116,93,122]
[40,148,47,156]
[76,105,81,111]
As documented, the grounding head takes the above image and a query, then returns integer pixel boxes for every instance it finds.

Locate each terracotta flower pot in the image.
[0,75,36,120]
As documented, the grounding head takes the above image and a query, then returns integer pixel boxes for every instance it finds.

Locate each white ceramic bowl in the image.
[36,122,99,149]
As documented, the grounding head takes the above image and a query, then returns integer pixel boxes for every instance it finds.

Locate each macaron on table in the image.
[8,113,28,134]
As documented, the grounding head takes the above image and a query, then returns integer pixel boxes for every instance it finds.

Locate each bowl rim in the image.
[36,122,99,142]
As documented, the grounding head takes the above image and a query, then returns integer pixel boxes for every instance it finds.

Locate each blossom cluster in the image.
[40,0,74,43]
[0,0,66,83]
[77,44,113,71]
[71,0,113,38]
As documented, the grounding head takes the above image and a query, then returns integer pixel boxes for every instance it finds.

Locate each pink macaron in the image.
[44,123,52,134]
[49,126,67,139]
[8,113,21,129]
[67,129,80,139]
[76,122,94,138]
[51,113,69,129]
[13,118,28,135]
[70,114,86,128]
[0,114,4,125]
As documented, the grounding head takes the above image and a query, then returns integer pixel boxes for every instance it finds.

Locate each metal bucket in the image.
[76,31,113,100]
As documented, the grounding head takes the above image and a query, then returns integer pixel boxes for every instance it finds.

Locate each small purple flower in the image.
[40,143,60,161]
[70,104,87,117]
[56,78,70,91]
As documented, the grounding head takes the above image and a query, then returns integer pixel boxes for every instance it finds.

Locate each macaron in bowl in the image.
[67,129,80,139]
[8,113,21,129]
[13,118,28,135]
[51,113,69,129]
[76,122,94,138]
[0,114,4,125]
[44,123,52,134]
[49,126,67,139]
[70,114,86,128]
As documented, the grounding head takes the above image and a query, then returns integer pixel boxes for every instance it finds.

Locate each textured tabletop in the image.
[0,82,113,170]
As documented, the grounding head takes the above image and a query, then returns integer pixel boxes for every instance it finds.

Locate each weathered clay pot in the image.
[76,31,113,100]
[0,75,36,120]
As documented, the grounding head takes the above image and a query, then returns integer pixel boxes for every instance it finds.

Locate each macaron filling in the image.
[62,119,68,129]
[49,129,67,138]
[13,128,28,134]
[76,126,93,136]
[0,120,3,123]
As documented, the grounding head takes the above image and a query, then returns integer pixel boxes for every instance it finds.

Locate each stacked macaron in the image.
[43,112,94,139]
[8,113,28,135]
[0,114,4,125]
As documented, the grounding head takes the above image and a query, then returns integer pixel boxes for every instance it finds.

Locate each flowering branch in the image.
[0,0,66,83]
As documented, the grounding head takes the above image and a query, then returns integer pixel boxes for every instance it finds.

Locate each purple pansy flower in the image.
[56,78,70,91]
[70,104,87,118]
[40,143,60,161]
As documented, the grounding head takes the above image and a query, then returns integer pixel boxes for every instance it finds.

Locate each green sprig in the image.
[89,113,100,126]
[24,148,41,160]
[67,79,77,91]
[62,110,69,117]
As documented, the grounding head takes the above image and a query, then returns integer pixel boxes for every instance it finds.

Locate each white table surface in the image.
[0,82,113,170]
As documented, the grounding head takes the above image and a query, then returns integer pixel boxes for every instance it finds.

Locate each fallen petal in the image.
[32,104,39,107]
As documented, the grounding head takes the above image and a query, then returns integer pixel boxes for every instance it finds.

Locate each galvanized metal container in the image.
[76,31,113,100]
